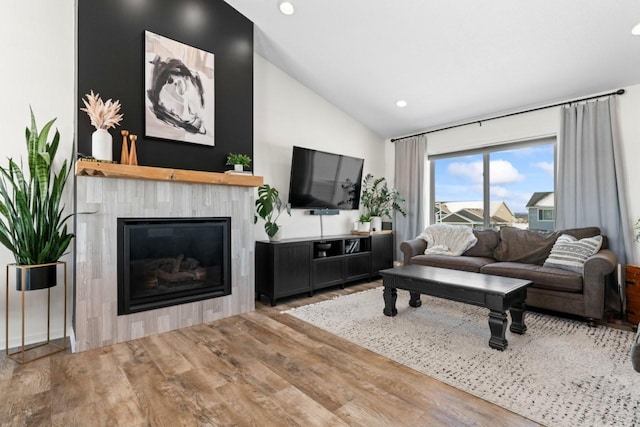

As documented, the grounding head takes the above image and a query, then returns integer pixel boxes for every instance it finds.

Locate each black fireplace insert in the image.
[117,217,231,315]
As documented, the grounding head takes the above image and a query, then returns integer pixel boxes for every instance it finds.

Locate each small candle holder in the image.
[120,130,129,164]
[128,134,138,165]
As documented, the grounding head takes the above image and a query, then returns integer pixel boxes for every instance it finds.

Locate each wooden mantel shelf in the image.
[75,160,263,187]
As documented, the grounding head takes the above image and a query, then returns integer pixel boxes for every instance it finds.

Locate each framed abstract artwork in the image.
[144,31,215,146]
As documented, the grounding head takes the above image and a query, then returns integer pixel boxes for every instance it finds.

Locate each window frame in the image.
[429,137,556,229]
[538,208,554,222]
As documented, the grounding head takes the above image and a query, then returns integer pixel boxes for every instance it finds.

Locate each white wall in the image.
[403,84,640,264]
[253,54,386,240]
[426,108,558,156]
[0,0,75,348]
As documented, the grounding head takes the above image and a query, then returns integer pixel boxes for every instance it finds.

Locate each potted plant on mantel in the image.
[360,173,407,232]
[226,153,252,172]
[0,110,74,290]
[254,184,291,241]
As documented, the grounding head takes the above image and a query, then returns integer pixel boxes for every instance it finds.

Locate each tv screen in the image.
[288,146,364,210]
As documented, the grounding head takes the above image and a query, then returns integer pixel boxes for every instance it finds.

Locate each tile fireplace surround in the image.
[74,162,261,352]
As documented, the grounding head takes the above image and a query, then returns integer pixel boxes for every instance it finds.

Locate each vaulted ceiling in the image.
[224,0,640,139]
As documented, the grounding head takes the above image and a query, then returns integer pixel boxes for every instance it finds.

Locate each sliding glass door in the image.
[431,138,556,230]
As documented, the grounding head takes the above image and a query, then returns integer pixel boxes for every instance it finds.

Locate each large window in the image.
[431,139,555,230]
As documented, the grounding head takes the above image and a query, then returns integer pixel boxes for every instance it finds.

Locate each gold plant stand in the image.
[5,262,67,364]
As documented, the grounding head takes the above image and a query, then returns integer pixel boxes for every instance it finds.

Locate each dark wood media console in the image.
[255,233,393,305]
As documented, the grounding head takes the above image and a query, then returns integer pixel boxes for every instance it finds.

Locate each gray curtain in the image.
[556,97,634,310]
[394,135,426,261]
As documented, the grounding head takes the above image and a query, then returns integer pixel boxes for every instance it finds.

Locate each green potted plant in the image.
[0,110,74,290]
[254,184,291,241]
[360,173,407,231]
[358,213,372,232]
[226,153,252,172]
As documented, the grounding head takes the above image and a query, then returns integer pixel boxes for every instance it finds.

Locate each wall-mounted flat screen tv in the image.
[288,146,364,210]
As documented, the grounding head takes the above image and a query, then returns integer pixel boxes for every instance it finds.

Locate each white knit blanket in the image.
[418,224,478,256]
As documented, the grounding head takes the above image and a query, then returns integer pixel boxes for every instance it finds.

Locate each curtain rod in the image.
[390,88,625,143]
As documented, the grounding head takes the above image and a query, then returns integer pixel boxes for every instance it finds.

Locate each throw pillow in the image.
[463,229,500,257]
[493,226,558,265]
[543,234,603,274]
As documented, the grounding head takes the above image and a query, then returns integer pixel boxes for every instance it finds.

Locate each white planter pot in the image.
[92,128,112,161]
[234,164,243,172]
[370,216,382,232]
[357,221,371,232]
[270,226,283,242]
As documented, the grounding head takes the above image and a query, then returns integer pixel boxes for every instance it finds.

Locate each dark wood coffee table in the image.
[380,265,532,350]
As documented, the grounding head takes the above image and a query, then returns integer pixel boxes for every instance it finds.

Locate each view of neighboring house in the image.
[526,192,555,231]
[435,201,519,229]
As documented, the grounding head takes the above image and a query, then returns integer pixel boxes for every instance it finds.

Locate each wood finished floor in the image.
[0,281,540,426]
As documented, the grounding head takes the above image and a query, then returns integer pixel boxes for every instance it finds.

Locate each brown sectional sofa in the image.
[400,226,617,321]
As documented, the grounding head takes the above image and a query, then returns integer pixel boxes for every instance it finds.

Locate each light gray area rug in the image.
[284,288,640,427]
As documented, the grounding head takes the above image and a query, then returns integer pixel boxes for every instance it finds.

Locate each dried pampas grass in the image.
[81,90,124,130]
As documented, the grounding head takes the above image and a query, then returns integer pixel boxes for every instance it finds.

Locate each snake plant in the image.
[0,109,74,265]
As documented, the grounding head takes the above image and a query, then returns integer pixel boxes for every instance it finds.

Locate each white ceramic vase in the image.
[370,216,382,232]
[234,164,243,172]
[92,128,112,161]
[270,226,283,242]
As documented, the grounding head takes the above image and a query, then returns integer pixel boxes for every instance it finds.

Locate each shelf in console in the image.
[75,159,263,187]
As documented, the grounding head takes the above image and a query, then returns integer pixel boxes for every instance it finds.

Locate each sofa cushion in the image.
[493,227,558,265]
[559,227,601,240]
[480,262,583,293]
[463,229,500,258]
[543,234,603,274]
[410,254,495,273]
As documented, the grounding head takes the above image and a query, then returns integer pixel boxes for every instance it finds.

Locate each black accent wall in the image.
[78,0,253,172]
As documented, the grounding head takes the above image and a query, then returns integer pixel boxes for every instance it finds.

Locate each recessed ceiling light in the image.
[396,100,408,108]
[279,1,294,15]
[633,23,640,35]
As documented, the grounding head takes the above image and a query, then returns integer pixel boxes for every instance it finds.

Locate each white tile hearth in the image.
[74,175,255,352]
